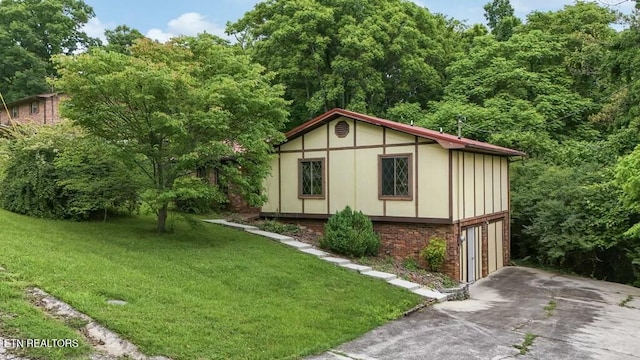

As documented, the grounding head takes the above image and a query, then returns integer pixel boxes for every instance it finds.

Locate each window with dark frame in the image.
[380,155,411,198]
[30,102,39,114]
[11,107,18,118]
[299,158,324,198]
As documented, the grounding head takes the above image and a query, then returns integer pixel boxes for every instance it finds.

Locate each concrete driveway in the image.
[308,266,640,360]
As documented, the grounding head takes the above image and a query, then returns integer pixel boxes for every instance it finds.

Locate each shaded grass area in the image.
[0,210,421,359]
[0,272,91,359]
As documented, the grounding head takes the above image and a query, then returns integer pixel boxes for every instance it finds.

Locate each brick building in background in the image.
[0,93,65,126]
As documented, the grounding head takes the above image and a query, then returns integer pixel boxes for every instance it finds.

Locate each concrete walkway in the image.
[203,219,447,302]
[307,266,640,360]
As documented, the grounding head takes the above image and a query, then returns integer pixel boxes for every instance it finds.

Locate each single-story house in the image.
[261,108,525,282]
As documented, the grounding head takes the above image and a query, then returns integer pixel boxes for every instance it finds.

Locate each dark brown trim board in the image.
[326,123,330,213]
[383,128,387,216]
[353,119,357,147]
[415,136,419,217]
[301,135,305,213]
[448,151,453,221]
[507,159,511,260]
[278,141,435,154]
[278,149,282,212]
[260,212,453,224]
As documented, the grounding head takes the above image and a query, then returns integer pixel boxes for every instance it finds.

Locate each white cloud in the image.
[146,12,229,43]
[146,28,175,43]
[82,17,113,43]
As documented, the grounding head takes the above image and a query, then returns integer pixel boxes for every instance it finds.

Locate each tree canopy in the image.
[227,0,460,128]
[0,0,97,102]
[53,34,289,232]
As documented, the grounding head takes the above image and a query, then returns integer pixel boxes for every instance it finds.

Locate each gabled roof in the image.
[285,108,526,157]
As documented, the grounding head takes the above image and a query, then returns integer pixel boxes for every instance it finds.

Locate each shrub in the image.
[0,125,141,220]
[420,237,447,271]
[259,219,299,234]
[320,206,380,257]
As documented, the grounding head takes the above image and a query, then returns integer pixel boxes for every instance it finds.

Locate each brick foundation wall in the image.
[373,222,459,279]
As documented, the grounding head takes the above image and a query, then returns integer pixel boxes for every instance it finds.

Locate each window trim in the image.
[378,153,413,201]
[11,107,18,118]
[30,101,39,114]
[298,158,325,199]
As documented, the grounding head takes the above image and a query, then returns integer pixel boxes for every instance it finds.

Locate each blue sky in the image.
[82,0,636,42]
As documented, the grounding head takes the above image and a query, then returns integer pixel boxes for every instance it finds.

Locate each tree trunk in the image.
[156,203,168,233]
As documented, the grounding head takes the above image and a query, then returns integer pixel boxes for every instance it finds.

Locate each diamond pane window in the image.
[380,155,411,197]
[299,159,324,197]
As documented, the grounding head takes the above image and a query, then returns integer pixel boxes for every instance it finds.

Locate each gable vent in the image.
[335,120,350,138]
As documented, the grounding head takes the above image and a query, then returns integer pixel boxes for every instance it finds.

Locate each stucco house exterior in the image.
[261,108,525,282]
[0,93,65,126]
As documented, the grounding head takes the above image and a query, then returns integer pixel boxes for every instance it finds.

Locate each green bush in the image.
[420,237,447,271]
[320,206,380,257]
[259,219,299,234]
[0,125,141,220]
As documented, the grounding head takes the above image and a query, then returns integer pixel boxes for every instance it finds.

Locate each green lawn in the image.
[0,210,421,359]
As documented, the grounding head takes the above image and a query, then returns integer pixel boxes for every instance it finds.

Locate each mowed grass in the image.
[0,272,92,359]
[0,209,421,359]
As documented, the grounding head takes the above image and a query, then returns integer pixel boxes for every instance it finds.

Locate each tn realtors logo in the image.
[1,338,80,348]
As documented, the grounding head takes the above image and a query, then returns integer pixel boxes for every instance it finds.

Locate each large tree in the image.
[53,35,289,232]
[483,0,521,41]
[0,0,97,101]
[228,0,458,128]
[103,25,145,54]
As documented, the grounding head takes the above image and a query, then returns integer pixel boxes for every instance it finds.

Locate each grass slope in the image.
[0,210,421,359]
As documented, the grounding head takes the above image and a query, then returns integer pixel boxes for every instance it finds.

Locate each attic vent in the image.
[335,121,349,138]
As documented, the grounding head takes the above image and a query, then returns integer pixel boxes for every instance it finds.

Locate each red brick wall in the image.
[274,217,461,280]
[373,222,458,277]
[227,190,260,213]
[0,95,64,126]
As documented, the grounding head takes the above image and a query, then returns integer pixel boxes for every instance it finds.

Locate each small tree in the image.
[320,206,380,257]
[53,34,288,232]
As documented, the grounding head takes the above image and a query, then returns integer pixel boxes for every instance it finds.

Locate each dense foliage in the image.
[0,125,141,220]
[228,0,460,128]
[320,206,380,257]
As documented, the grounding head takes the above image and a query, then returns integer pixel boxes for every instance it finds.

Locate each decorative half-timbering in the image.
[262,108,525,282]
